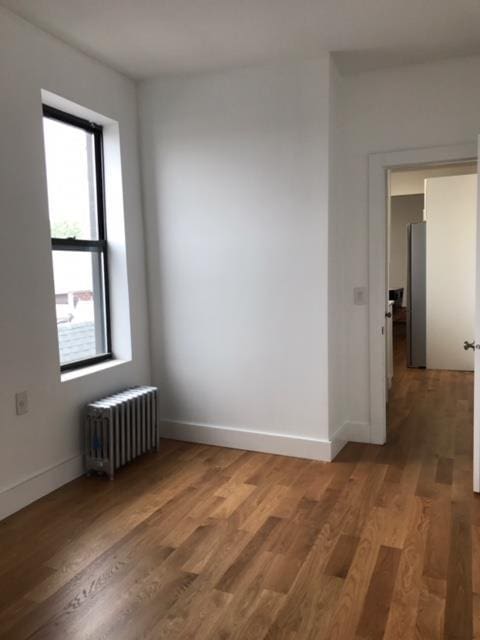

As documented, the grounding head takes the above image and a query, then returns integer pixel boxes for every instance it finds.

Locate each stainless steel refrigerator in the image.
[407,221,426,368]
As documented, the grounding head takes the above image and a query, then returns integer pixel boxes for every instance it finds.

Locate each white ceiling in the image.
[2,0,480,79]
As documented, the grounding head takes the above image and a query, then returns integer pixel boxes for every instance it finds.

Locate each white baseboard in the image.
[0,421,372,522]
[0,454,84,521]
[329,420,371,457]
[329,423,349,459]
[161,419,339,462]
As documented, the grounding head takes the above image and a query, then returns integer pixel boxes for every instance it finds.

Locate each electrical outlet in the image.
[354,286,368,306]
[15,391,28,416]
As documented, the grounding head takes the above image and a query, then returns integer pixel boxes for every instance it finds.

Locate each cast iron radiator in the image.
[85,386,159,478]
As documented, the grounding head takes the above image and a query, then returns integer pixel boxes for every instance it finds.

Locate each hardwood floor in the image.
[1,327,479,639]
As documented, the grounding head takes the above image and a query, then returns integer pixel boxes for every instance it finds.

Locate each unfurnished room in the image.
[2,2,480,639]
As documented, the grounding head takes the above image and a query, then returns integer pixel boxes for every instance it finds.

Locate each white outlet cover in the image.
[15,391,28,416]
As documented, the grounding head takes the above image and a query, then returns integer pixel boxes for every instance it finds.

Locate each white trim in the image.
[475,138,480,493]
[368,142,477,446]
[338,421,371,443]
[329,423,349,459]
[0,455,84,521]
[161,419,344,462]
[61,358,127,383]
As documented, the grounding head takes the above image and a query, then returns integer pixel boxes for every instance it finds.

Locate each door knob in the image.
[385,311,392,318]
[464,340,476,351]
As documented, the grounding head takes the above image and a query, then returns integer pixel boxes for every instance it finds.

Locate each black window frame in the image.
[43,104,112,372]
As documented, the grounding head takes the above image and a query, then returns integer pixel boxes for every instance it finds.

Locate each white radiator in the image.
[85,386,159,479]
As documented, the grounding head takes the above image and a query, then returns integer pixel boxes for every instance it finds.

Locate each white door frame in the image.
[368,141,477,447]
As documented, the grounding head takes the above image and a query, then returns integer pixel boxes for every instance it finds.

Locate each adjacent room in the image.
[388,163,477,378]
[2,1,480,638]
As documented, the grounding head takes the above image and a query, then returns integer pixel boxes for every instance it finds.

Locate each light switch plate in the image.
[354,287,368,306]
[15,391,28,416]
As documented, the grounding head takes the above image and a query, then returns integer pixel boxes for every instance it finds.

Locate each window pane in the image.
[52,251,108,365]
[43,118,98,240]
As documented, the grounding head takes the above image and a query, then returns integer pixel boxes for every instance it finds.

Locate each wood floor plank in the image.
[435,456,454,485]
[444,499,473,639]
[180,520,249,577]
[229,588,286,640]
[356,545,402,640]
[415,576,446,640]
[208,551,277,639]
[472,524,480,594]
[473,592,480,640]
[383,496,431,640]
[210,482,255,519]
[215,516,282,593]
[324,534,360,579]
[422,489,452,581]
[263,570,344,639]
[324,529,383,640]
[148,587,233,640]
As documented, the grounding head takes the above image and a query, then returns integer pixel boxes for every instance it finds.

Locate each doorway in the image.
[387,162,477,383]
[367,142,480,491]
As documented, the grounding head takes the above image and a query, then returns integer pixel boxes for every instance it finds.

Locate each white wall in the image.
[389,195,424,296]
[0,9,151,519]
[139,58,340,458]
[426,174,476,371]
[338,54,480,428]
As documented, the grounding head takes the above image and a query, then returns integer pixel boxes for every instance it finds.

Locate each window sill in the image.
[61,358,128,383]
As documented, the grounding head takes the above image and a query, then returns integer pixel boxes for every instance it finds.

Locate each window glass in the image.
[52,251,107,366]
[43,118,98,240]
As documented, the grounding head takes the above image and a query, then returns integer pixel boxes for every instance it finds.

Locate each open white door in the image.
[474,139,480,492]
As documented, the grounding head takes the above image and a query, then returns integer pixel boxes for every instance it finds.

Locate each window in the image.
[42,105,111,371]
